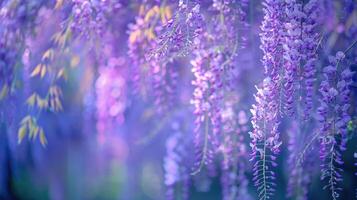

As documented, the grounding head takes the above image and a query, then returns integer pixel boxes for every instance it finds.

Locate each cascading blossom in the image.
[127,2,176,113]
[220,103,252,200]
[151,0,203,61]
[95,53,127,144]
[285,1,321,198]
[164,122,190,200]
[250,78,282,200]
[258,0,285,118]
[190,49,220,173]
[281,0,320,118]
[301,0,320,120]
[286,120,318,200]
[70,0,121,39]
[317,51,353,199]
[283,0,303,116]
[0,0,44,100]
[250,0,284,199]
[190,0,247,175]
[152,62,178,114]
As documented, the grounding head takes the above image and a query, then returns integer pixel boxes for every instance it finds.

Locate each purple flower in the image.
[283,0,304,116]
[250,0,285,198]
[0,0,44,99]
[128,2,177,113]
[96,50,127,143]
[70,0,121,39]
[301,0,320,120]
[286,120,318,200]
[219,104,252,200]
[190,49,221,174]
[190,0,248,175]
[250,78,281,200]
[317,52,354,199]
[150,0,203,61]
[164,123,190,200]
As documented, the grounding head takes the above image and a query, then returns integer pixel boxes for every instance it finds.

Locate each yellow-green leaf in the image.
[39,128,47,147]
[42,49,54,60]
[37,97,48,110]
[52,32,61,44]
[40,65,47,78]
[0,84,9,100]
[55,98,63,111]
[70,56,80,68]
[20,115,31,124]
[29,126,39,140]
[26,93,37,107]
[57,68,65,79]
[31,64,42,77]
[18,125,27,144]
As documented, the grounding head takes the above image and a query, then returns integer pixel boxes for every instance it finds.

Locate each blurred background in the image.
[0,0,357,200]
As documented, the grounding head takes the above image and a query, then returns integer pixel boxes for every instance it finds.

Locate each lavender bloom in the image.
[220,105,252,200]
[250,78,282,200]
[317,51,353,200]
[302,0,320,120]
[190,0,247,175]
[152,62,178,114]
[164,123,190,200]
[283,0,304,116]
[286,120,317,200]
[70,0,93,38]
[260,0,284,77]
[249,0,285,198]
[70,0,121,39]
[190,50,220,174]
[285,1,321,198]
[150,0,203,61]
[283,0,321,118]
[221,161,252,200]
[96,53,127,143]
[127,2,176,111]
[259,0,285,118]
[0,0,44,99]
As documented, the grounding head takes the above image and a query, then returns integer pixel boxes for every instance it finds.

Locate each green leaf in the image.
[0,84,9,100]
[26,93,37,107]
[39,128,47,147]
[40,65,47,78]
[18,125,27,144]
[20,115,31,124]
[31,64,42,77]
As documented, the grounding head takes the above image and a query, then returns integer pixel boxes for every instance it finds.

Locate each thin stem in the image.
[191,113,209,175]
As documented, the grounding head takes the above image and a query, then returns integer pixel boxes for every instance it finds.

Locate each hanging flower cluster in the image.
[70,0,121,39]
[95,52,127,143]
[301,0,320,120]
[283,0,303,116]
[284,1,321,199]
[0,0,44,100]
[127,1,176,114]
[318,51,354,199]
[190,0,248,175]
[150,0,203,61]
[250,0,285,198]
[164,122,191,200]
[220,103,252,200]
[250,78,281,200]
